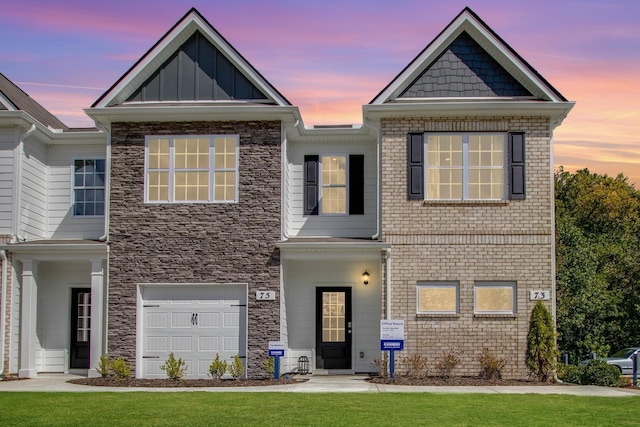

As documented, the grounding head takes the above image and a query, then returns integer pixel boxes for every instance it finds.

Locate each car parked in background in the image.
[582,347,640,375]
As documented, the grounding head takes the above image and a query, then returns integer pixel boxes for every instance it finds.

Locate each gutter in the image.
[0,250,7,375]
[95,124,111,242]
[386,248,391,319]
[11,123,37,242]
[370,122,381,240]
[281,120,300,240]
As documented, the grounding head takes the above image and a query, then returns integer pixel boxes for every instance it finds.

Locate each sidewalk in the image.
[2,374,640,396]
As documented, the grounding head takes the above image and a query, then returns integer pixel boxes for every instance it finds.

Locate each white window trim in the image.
[318,153,349,216]
[71,158,106,217]
[473,281,517,315]
[425,132,507,201]
[144,135,239,204]
[416,281,459,315]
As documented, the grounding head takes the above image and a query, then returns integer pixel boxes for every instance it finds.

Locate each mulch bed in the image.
[367,375,552,386]
[68,377,306,387]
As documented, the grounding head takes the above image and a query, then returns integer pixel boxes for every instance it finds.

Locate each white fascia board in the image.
[0,92,17,110]
[0,111,104,144]
[95,13,289,109]
[371,11,565,105]
[288,123,377,143]
[85,105,301,127]
[3,243,107,261]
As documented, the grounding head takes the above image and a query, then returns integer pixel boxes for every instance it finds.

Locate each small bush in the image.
[557,364,581,384]
[95,355,111,378]
[208,353,228,380]
[369,357,388,377]
[435,349,461,378]
[111,358,133,380]
[580,360,621,387]
[478,347,506,380]
[160,352,188,381]
[229,354,244,379]
[400,353,429,378]
[262,357,275,376]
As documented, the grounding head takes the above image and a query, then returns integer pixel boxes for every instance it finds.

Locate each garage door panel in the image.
[223,336,239,352]
[146,312,167,328]
[146,336,168,352]
[171,336,192,352]
[198,336,219,352]
[145,360,164,376]
[223,312,239,328]
[171,312,193,328]
[197,312,219,328]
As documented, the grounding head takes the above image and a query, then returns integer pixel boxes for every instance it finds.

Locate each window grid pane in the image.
[426,136,463,200]
[321,156,347,214]
[468,135,504,200]
[322,292,346,342]
[74,159,106,216]
[77,292,91,342]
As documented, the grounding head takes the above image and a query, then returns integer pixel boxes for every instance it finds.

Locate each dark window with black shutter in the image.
[407,133,424,199]
[303,154,364,215]
[508,132,525,200]
[304,155,319,215]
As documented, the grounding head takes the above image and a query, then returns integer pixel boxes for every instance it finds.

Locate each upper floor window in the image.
[145,135,238,203]
[74,159,105,216]
[408,132,525,201]
[304,154,364,216]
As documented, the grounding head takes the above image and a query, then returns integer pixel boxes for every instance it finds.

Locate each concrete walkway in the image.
[2,374,640,396]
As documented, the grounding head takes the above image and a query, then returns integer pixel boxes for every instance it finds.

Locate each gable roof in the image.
[0,73,69,131]
[370,7,568,105]
[92,8,290,109]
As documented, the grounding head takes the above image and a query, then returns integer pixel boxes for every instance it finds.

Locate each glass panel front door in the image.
[316,288,351,369]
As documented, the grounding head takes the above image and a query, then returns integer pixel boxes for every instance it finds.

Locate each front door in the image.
[316,287,352,369]
[70,288,91,369]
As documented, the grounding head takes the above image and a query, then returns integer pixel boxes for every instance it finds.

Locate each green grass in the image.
[1,392,639,426]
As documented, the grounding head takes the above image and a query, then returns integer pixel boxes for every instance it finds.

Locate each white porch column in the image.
[19,259,38,378]
[88,259,105,378]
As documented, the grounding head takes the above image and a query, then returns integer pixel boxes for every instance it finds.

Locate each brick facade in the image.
[108,120,282,378]
[380,116,554,378]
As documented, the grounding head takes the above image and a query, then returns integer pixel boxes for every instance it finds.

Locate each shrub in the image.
[477,347,506,380]
[208,353,228,380]
[557,364,581,384]
[160,352,188,381]
[111,358,133,380]
[229,354,244,379]
[435,349,461,378]
[262,357,275,376]
[526,301,557,382]
[95,355,111,378]
[580,360,621,387]
[369,357,388,377]
[400,353,429,378]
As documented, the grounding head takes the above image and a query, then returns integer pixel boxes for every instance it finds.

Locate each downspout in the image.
[281,119,300,240]
[0,250,7,376]
[96,124,111,242]
[385,248,391,319]
[371,122,381,240]
[549,125,557,329]
[12,124,36,242]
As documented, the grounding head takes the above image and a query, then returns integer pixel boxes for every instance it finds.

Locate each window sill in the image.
[416,314,459,319]
[473,313,518,319]
[422,200,508,206]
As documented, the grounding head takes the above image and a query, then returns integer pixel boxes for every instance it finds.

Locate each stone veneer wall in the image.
[108,121,281,378]
[380,117,553,378]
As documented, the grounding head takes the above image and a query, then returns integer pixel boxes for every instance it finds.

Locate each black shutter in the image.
[349,155,364,215]
[508,132,525,200]
[407,133,424,199]
[304,155,319,215]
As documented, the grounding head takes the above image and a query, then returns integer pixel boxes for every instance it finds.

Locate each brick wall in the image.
[108,121,281,378]
[381,116,554,378]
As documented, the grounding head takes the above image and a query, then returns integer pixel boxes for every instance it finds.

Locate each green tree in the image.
[526,301,557,382]
[555,168,640,361]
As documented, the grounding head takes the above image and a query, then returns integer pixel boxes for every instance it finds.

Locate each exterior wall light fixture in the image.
[362,271,370,285]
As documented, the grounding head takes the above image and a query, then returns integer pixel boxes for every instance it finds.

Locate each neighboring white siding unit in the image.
[0,129,15,235]
[48,144,106,239]
[9,261,21,374]
[20,138,48,239]
[286,140,377,238]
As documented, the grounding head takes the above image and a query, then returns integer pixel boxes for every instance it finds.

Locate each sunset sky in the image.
[1,0,638,185]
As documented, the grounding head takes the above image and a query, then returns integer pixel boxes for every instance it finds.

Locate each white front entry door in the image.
[139,285,246,379]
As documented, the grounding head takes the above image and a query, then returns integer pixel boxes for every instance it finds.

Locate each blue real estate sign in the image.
[380,320,404,351]
[268,341,285,357]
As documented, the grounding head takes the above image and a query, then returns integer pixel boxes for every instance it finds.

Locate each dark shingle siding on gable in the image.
[128,32,269,103]
[400,32,532,98]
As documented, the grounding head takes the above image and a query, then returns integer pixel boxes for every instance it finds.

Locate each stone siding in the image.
[108,121,281,378]
[381,117,553,378]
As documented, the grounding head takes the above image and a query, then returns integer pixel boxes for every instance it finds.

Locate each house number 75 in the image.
[256,291,276,301]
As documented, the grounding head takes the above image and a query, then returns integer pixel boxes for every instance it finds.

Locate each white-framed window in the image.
[73,159,105,216]
[320,155,347,214]
[145,135,238,203]
[474,281,516,314]
[426,133,505,200]
[417,281,459,314]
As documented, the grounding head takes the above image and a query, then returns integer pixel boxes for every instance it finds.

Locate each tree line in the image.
[555,168,640,362]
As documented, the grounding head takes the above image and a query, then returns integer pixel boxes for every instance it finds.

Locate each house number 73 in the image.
[256,291,276,301]
[529,290,550,301]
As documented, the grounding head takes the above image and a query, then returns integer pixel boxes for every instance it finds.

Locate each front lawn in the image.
[1,392,639,426]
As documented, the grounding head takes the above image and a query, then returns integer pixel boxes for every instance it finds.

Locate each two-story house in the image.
[1,7,572,379]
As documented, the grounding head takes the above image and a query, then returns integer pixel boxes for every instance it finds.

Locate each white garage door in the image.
[140,285,247,379]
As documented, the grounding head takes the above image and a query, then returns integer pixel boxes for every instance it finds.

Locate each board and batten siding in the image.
[0,129,16,235]
[286,140,377,238]
[48,144,106,239]
[20,137,48,239]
